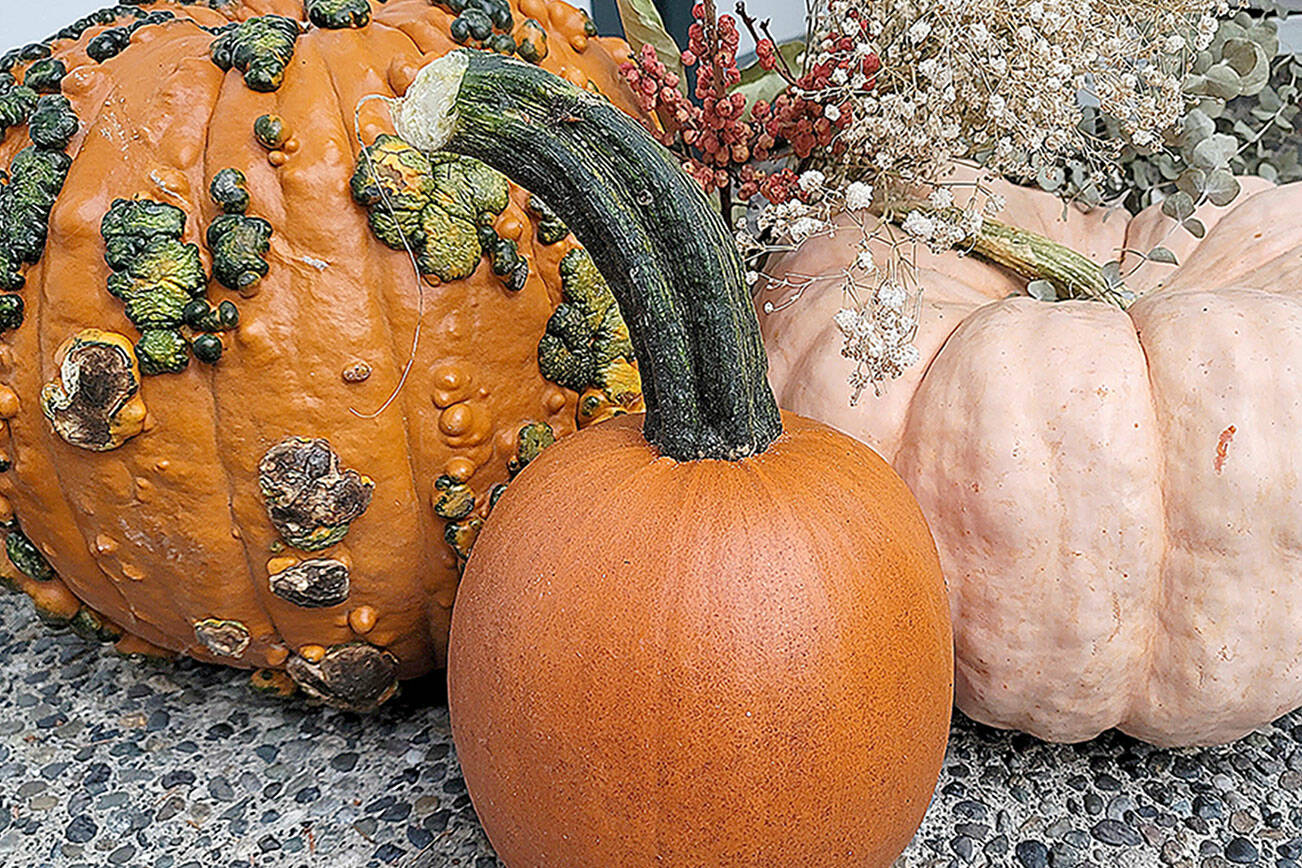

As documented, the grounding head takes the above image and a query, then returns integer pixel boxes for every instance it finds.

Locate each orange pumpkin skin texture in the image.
[0,0,643,706]
[449,412,953,867]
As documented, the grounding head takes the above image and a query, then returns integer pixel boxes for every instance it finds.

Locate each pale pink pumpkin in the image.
[757,176,1301,746]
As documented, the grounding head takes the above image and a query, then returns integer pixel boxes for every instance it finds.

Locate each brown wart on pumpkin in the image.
[341,361,372,383]
[268,558,351,608]
[194,618,251,657]
[250,667,297,697]
[258,437,375,551]
[210,15,301,93]
[40,330,147,452]
[285,642,398,713]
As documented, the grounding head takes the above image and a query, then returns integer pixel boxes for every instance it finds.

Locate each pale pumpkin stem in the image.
[971,217,1129,308]
[889,199,1129,307]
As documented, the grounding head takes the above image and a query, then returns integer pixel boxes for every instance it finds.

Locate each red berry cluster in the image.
[618,0,876,208]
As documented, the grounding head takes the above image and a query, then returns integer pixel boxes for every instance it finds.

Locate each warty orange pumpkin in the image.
[0,0,646,710]
[393,51,955,866]
[758,170,1302,746]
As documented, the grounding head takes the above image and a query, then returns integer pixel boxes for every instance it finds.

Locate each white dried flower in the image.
[845,181,875,211]
[901,210,936,239]
[798,170,827,193]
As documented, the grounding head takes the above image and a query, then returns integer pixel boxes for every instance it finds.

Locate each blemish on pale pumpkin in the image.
[1214,425,1236,474]
[299,644,326,663]
[348,605,377,634]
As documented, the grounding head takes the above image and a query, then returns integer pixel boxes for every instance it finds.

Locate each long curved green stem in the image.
[393,51,782,461]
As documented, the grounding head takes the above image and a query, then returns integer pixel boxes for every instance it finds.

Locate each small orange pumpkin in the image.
[396,51,954,866]
[0,0,644,710]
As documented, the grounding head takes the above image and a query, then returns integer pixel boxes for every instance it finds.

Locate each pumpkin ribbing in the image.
[396,51,783,462]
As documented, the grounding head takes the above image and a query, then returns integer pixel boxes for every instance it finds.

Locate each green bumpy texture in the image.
[527,194,568,244]
[102,200,205,328]
[537,249,634,392]
[101,199,188,271]
[101,198,219,374]
[210,15,301,92]
[0,147,73,290]
[305,0,372,29]
[210,168,250,214]
[0,85,37,141]
[28,95,79,150]
[207,214,272,291]
[136,328,191,376]
[0,294,22,331]
[350,134,514,284]
[5,527,54,581]
[23,58,66,94]
[107,238,206,327]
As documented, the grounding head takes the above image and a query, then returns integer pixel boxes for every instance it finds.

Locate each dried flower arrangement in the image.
[614,0,1299,399]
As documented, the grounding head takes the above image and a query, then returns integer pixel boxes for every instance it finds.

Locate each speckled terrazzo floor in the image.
[1,592,1299,868]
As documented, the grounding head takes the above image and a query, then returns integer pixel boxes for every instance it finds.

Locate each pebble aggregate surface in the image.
[1,592,1299,868]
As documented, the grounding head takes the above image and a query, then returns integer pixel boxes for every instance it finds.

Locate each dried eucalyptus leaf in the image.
[1175,168,1206,198]
[1183,217,1207,238]
[1162,190,1196,221]
[1147,246,1179,265]
[1101,260,1123,288]
[1204,169,1240,206]
[1027,279,1057,301]
[1199,63,1244,101]
[1258,161,1279,182]
[1036,165,1065,192]
[1179,108,1216,149]
[1191,133,1240,169]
